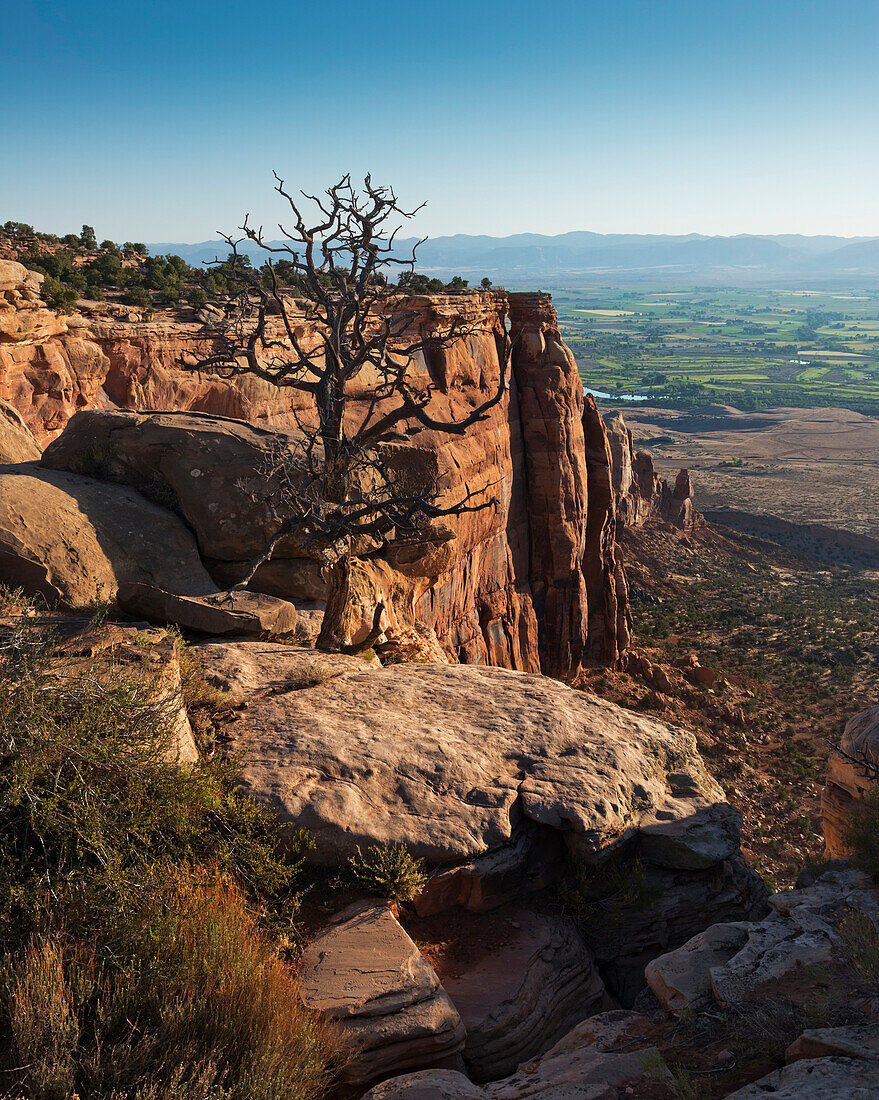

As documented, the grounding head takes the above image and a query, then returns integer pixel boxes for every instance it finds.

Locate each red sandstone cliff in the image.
[0,259,631,675]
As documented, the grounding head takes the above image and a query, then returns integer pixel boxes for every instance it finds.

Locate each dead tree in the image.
[183,174,510,652]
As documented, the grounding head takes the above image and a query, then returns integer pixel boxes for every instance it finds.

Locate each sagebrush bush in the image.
[0,620,334,1099]
[1,872,335,1100]
[348,842,427,902]
[838,909,879,993]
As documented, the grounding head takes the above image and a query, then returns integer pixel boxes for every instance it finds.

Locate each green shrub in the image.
[841,785,879,877]
[348,842,426,902]
[39,276,78,314]
[0,621,333,1097]
[0,619,308,945]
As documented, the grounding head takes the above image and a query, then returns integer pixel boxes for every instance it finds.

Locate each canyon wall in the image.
[1,259,631,674]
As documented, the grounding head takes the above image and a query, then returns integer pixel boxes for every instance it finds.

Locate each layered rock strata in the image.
[38,286,631,674]
[299,902,466,1088]
[442,909,607,1082]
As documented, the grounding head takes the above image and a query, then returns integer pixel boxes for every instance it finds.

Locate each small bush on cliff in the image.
[348,842,426,903]
[39,275,78,314]
[842,785,879,878]
[839,909,879,993]
[0,619,309,942]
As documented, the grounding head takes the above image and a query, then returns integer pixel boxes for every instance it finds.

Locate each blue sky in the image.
[2,0,878,241]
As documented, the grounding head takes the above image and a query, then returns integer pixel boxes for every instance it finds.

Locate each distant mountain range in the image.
[146,231,879,285]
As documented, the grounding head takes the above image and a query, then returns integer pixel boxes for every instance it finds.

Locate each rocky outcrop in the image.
[299,902,466,1088]
[442,909,607,1082]
[0,465,215,608]
[0,398,41,464]
[506,294,588,675]
[604,411,699,530]
[208,660,734,866]
[6,271,632,675]
[646,866,876,1011]
[363,1012,668,1098]
[0,261,111,441]
[822,703,879,857]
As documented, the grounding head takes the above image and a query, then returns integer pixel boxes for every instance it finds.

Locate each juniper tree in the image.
[184,174,510,652]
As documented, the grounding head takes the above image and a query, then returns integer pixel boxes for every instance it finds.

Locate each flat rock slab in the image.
[301,902,440,1019]
[191,639,381,707]
[300,902,464,1086]
[0,465,214,608]
[117,583,298,637]
[224,661,730,866]
[721,1056,879,1098]
[443,909,606,1082]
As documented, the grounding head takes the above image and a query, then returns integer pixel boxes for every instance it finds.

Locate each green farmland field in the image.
[551,286,879,414]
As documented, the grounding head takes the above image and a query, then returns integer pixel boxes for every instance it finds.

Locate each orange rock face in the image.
[1,263,631,675]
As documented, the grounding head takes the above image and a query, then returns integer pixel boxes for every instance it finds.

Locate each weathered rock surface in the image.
[191,639,381,705]
[0,465,215,608]
[117,583,298,637]
[363,1012,667,1098]
[646,866,876,1012]
[299,902,465,1086]
[0,398,41,463]
[645,921,751,1011]
[220,660,730,866]
[822,703,879,858]
[786,1026,879,1065]
[722,1056,879,1098]
[442,909,607,1082]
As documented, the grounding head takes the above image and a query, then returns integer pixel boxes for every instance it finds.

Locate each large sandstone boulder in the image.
[299,902,465,1087]
[41,409,302,561]
[0,399,41,464]
[0,465,215,608]
[215,660,734,867]
[442,909,607,1082]
[822,703,879,857]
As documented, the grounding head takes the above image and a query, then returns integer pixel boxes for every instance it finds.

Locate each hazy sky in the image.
[3,0,879,241]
